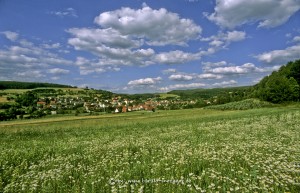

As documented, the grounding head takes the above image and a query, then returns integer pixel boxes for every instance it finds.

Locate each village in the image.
[35,94,203,115]
[0,87,214,121]
[1,86,245,121]
[36,96,156,114]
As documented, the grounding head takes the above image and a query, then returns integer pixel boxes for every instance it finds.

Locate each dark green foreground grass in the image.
[0,107,300,192]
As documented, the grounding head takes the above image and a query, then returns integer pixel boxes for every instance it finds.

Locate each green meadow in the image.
[0,106,300,192]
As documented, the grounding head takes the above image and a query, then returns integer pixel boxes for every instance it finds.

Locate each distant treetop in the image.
[0,81,74,89]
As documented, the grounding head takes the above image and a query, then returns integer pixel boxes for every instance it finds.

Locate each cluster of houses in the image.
[36,96,157,114]
[82,101,156,113]
[34,90,210,115]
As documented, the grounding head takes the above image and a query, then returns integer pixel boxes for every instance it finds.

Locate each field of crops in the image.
[0,97,9,103]
[0,107,300,192]
[205,99,275,111]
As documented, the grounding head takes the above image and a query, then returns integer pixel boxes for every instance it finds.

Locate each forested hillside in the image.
[168,86,250,100]
[168,59,300,104]
[250,59,300,103]
[0,81,74,89]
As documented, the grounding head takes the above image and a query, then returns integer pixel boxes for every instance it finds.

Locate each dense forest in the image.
[250,59,300,103]
[0,81,74,89]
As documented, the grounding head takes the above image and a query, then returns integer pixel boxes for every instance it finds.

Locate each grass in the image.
[0,97,9,103]
[0,89,31,94]
[159,93,180,99]
[0,107,300,192]
[0,87,84,95]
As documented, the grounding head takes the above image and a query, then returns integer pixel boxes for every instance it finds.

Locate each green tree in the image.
[4,106,19,120]
[15,91,38,106]
[289,60,300,85]
[264,74,290,103]
[0,112,8,121]
[30,110,46,118]
[288,77,300,101]
[252,60,300,103]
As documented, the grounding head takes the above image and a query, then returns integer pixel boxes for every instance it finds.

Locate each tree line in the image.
[0,91,42,121]
[250,59,300,103]
[0,81,74,89]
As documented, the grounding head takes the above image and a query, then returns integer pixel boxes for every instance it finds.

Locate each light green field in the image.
[0,107,299,192]
[0,89,31,94]
[0,97,9,103]
[0,88,95,102]
[0,87,84,94]
[159,93,180,99]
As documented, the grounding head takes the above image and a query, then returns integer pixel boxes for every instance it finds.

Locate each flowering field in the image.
[0,107,299,192]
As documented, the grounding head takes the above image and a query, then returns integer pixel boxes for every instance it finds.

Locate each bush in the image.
[30,110,46,118]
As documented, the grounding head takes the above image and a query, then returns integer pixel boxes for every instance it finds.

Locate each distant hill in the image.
[2,59,299,104]
[0,81,74,89]
[168,86,251,100]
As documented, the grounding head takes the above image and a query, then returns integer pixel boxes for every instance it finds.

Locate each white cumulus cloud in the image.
[205,0,300,28]
[48,68,70,75]
[225,31,246,42]
[293,36,300,42]
[68,5,203,68]
[213,80,237,87]
[1,31,19,41]
[128,77,162,86]
[204,62,277,75]
[198,73,223,79]
[202,61,227,68]
[42,43,61,49]
[255,45,300,64]
[162,68,177,74]
[169,74,194,81]
[155,50,201,64]
[0,34,72,81]
[75,57,120,75]
[94,6,202,46]
[16,70,45,80]
[68,28,143,49]
[201,31,246,51]
[160,82,206,91]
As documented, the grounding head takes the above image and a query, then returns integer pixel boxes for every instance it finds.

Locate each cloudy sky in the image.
[0,0,300,93]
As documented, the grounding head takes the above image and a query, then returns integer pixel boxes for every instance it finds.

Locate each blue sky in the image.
[0,0,300,93]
